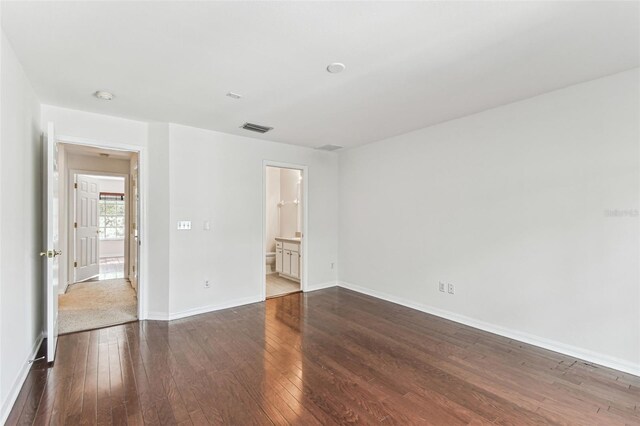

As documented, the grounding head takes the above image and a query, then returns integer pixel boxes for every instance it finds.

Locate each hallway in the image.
[58,278,137,334]
[99,257,125,280]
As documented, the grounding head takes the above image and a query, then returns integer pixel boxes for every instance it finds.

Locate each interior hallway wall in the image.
[338,68,640,374]
[168,124,339,317]
[0,31,42,421]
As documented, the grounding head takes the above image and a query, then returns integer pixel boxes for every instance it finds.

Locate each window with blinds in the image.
[99,192,125,240]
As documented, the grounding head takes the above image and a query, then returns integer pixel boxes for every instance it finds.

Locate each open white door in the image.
[42,122,60,363]
[74,175,100,282]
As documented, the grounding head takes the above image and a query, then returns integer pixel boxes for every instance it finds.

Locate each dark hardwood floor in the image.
[6,287,640,425]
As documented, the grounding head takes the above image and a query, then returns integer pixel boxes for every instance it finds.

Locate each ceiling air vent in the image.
[315,144,343,151]
[240,122,273,134]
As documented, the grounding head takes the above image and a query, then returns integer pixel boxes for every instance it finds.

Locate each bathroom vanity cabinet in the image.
[275,237,301,281]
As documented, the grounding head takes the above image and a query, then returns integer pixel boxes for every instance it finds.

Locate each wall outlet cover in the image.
[177,220,192,230]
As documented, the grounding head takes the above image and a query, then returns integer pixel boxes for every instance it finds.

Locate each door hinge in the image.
[74,222,77,228]
[74,261,77,267]
[74,183,78,189]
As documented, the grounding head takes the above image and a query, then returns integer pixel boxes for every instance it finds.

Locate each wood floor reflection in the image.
[7,288,640,424]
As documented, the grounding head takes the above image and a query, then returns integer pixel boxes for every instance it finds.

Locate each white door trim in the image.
[56,134,148,320]
[262,160,309,300]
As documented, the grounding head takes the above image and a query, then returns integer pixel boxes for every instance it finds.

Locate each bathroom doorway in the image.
[263,162,307,299]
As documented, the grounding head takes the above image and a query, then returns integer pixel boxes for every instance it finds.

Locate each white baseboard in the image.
[168,296,263,321]
[306,281,338,292]
[0,332,44,425]
[144,283,338,322]
[338,281,640,377]
[58,281,71,295]
[144,311,170,321]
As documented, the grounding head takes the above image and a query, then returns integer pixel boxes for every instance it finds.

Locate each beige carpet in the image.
[58,278,137,334]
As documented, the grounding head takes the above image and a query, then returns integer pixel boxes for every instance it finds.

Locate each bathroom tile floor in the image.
[266,274,300,298]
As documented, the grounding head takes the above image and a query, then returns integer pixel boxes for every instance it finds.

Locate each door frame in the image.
[68,170,130,285]
[56,134,148,320]
[262,160,309,301]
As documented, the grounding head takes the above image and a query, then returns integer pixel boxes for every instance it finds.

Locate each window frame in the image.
[98,193,126,241]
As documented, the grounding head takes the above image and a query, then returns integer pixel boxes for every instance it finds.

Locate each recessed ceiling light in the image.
[94,90,114,101]
[326,62,346,74]
[226,92,242,99]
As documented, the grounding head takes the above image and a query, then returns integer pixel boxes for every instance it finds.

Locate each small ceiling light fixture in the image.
[226,92,242,100]
[326,62,346,74]
[94,90,114,101]
[316,144,343,151]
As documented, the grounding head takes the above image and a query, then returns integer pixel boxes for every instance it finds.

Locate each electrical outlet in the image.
[447,283,455,294]
[204,280,210,288]
[330,262,335,270]
[438,281,445,292]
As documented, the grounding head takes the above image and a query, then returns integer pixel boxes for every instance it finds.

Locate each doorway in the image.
[57,143,140,334]
[73,174,127,282]
[264,163,307,299]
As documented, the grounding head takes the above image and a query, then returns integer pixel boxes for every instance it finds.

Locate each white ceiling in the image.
[3,1,638,149]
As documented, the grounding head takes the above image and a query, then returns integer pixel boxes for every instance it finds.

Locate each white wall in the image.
[265,167,280,253]
[145,123,170,316]
[42,105,147,147]
[100,239,124,259]
[94,176,125,193]
[67,154,130,174]
[168,124,339,316]
[0,31,42,421]
[338,68,640,374]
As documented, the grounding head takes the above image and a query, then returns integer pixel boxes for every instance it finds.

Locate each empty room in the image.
[0,1,639,425]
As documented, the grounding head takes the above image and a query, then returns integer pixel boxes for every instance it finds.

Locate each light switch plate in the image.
[177,220,192,230]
